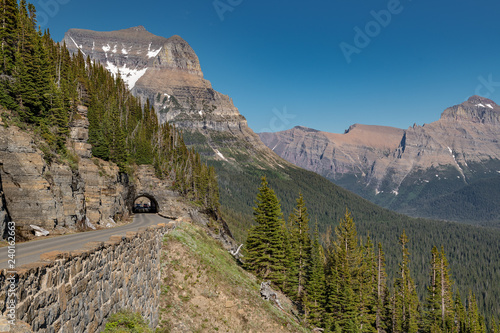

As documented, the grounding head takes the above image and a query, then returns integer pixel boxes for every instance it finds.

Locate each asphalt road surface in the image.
[0,214,170,270]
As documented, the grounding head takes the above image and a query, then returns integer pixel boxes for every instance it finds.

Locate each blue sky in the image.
[42,0,500,134]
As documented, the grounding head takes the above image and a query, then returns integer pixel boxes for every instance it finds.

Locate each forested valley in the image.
[245,177,499,332]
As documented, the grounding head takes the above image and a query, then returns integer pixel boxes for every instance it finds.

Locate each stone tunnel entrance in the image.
[132,194,159,214]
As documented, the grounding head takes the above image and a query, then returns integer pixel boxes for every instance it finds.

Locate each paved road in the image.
[0,214,170,269]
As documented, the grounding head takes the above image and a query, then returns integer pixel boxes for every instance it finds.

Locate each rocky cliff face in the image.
[0,108,132,237]
[63,26,280,165]
[0,100,222,238]
[260,124,405,181]
[260,96,500,222]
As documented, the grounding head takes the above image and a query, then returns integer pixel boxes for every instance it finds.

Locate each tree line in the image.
[245,177,499,332]
[0,0,220,216]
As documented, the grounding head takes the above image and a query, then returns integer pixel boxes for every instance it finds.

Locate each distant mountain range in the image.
[259,96,500,225]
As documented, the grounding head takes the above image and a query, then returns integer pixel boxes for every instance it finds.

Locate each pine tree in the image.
[305,221,326,327]
[393,231,420,333]
[491,318,499,333]
[245,177,287,287]
[466,291,485,333]
[376,243,391,333]
[324,228,340,330]
[325,209,363,332]
[424,246,441,332]
[15,1,44,121]
[0,0,17,73]
[284,216,298,297]
[0,0,18,109]
[454,291,467,333]
[424,246,455,333]
[286,193,311,303]
[359,236,377,332]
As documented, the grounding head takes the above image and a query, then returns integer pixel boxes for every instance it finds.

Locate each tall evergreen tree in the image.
[393,231,420,333]
[0,0,17,74]
[454,290,467,333]
[325,209,364,332]
[245,176,287,287]
[284,216,298,296]
[491,318,499,333]
[466,291,486,333]
[359,236,377,332]
[424,246,442,332]
[0,0,18,109]
[305,221,326,327]
[286,193,311,303]
[424,246,454,333]
[376,243,391,333]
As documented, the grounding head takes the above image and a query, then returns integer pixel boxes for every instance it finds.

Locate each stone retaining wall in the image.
[0,221,176,332]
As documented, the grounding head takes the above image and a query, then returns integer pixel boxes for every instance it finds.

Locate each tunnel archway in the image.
[132,194,159,214]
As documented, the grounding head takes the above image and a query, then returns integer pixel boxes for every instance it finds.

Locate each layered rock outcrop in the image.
[259,96,500,220]
[132,165,190,218]
[0,105,188,237]
[0,123,85,234]
[0,108,131,236]
[260,124,405,180]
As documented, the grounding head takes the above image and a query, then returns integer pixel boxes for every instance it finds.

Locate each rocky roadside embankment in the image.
[0,105,196,239]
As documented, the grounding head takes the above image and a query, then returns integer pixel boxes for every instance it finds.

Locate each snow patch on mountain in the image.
[69,36,86,56]
[105,61,148,89]
[147,43,162,58]
[446,146,467,181]
[214,149,228,161]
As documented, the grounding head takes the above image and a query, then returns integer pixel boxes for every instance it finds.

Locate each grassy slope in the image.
[158,221,310,333]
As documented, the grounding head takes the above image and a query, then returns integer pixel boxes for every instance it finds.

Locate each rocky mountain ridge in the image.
[63,27,277,165]
[259,96,500,222]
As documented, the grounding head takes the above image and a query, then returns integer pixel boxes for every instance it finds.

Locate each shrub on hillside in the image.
[103,311,152,333]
